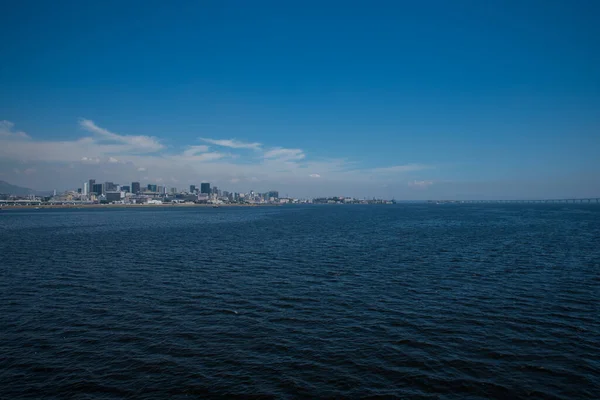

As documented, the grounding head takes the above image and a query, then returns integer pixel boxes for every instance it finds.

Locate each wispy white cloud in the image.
[368,164,430,174]
[408,180,434,188]
[263,147,305,161]
[174,151,227,163]
[81,156,101,164]
[79,119,163,152]
[0,120,30,139]
[200,138,262,150]
[181,145,210,157]
[0,118,436,196]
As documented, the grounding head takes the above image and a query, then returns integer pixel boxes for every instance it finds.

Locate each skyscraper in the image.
[92,184,104,195]
[200,182,210,194]
[83,182,89,196]
[190,184,196,193]
[132,182,140,194]
[88,179,95,193]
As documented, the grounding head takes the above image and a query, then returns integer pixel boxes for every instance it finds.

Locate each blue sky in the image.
[1,0,599,198]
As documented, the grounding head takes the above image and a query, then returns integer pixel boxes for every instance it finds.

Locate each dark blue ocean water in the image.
[1,204,599,399]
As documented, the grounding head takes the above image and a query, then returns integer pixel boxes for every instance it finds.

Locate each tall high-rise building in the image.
[147,184,157,192]
[83,182,89,196]
[88,179,95,193]
[190,185,196,193]
[200,182,211,194]
[92,183,104,195]
[131,182,140,194]
[104,182,117,192]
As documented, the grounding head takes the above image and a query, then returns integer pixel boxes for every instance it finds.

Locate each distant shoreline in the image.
[0,203,281,210]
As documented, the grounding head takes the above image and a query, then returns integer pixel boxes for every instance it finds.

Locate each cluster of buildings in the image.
[0,179,396,206]
[55,179,294,205]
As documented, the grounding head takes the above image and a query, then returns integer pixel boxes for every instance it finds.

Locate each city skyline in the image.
[62,178,347,203]
[1,2,599,200]
[2,175,403,206]
[77,179,285,200]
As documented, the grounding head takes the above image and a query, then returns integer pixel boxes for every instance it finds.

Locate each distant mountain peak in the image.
[0,180,38,195]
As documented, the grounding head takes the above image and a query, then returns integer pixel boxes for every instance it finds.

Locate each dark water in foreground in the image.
[1,204,599,399]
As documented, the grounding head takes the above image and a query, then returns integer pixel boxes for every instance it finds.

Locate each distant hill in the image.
[0,180,43,196]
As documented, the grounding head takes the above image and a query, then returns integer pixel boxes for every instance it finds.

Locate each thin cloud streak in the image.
[181,145,210,157]
[200,138,262,150]
[367,164,431,174]
[263,148,305,161]
[408,180,434,188]
[173,152,228,163]
[79,119,164,152]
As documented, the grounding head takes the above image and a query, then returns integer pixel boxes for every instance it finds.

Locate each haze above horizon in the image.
[1,0,598,200]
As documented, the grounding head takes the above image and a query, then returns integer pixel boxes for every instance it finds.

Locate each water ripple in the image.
[1,205,599,398]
